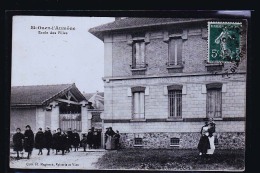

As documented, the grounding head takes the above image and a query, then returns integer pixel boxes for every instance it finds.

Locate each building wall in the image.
[103,22,247,149]
[109,27,246,77]
[10,107,37,133]
[104,74,246,120]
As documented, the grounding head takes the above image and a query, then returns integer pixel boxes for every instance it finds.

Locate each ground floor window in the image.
[170,137,180,147]
[206,83,222,118]
[132,86,146,120]
[134,138,143,146]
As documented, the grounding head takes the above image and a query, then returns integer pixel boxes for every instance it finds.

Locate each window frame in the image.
[168,37,183,67]
[132,40,146,69]
[170,137,180,147]
[206,83,222,118]
[132,87,146,120]
[134,138,143,147]
[168,85,183,119]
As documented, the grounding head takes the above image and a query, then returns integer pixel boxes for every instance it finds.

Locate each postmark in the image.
[208,22,242,63]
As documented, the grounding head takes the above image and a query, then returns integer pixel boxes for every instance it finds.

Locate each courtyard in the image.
[10,148,245,171]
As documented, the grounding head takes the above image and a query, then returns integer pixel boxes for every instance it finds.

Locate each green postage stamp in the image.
[208,22,242,63]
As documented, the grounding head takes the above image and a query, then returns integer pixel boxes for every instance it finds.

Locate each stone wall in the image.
[118,132,245,149]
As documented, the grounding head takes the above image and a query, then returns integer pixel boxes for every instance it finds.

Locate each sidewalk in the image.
[10,148,106,169]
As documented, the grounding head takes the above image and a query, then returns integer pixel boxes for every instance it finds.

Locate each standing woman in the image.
[207,118,216,155]
[23,125,34,159]
[197,121,210,156]
[12,128,24,159]
[44,127,52,155]
[35,128,45,155]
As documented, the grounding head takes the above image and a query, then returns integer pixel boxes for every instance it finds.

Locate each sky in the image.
[11,16,115,93]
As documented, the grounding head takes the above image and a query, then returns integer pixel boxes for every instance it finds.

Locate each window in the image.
[168,85,182,118]
[168,38,183,66]
[133,91,145,119]
[134,138,143,146]
[132,41,146,69]
[170,138,180,146]
[206,83,222,118]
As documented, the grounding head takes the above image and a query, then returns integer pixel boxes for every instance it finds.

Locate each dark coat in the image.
[114,133,120,144]
[72,132,80,147]
[87,131,93,145]
[13,132,24,151]
[35,131,45,149]
[81,136,88,147]
[92,132,99,146]
[208,123,216,137]
[52,132,67,150]
[198,126,210,153]
[67,130,73,146]
[44,130,52,149]
[24,129,34,152]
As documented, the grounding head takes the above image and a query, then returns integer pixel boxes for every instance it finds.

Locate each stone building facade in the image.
[89,18,247,149]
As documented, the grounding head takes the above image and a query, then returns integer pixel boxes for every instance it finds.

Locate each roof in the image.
[89,17,210,40]
[83,92,104,100]
[11,83,86,106]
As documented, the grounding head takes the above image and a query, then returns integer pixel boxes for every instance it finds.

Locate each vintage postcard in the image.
[9,13,248,171]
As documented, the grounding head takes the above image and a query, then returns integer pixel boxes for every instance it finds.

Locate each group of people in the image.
[12,126,82,159]
[198,118,216,157]
[104,127,120,150]
[80,127,102,151]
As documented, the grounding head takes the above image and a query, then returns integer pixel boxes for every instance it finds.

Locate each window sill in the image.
[166,64,184,69]
[212,117,223,121]
[170,145,180,147]
[130,119,146,122]
[205,63,224,67]
[130,68,147,71]
[166,118,183,122]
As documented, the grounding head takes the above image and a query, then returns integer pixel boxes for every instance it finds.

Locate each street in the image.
[10,148,106,169]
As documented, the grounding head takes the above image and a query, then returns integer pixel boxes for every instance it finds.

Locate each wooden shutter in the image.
[177,39,183,65]
[169,39,176,65]
[132,43,136,68]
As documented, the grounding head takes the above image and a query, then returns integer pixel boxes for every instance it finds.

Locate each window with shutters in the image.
[132,41,146,69]
[132,91,145,119]
[168,38,183,66]
[206,83,222,118]
[131,86,146,120]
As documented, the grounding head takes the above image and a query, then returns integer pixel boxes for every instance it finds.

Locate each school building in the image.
[89,18,246,149]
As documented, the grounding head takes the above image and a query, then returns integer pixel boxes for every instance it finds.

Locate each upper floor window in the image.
[168,38,183,66]
[206,83,222,118]
[132,40,146,69]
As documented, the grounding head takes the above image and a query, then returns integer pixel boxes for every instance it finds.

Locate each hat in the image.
[25,125,31,129]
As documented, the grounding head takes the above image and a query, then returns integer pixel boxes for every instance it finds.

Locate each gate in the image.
[59,112,82,131]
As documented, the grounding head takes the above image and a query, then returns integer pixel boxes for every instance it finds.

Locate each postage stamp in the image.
[208,22,242,63]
